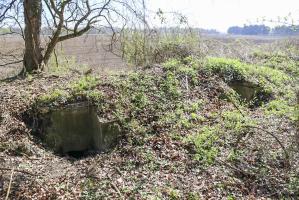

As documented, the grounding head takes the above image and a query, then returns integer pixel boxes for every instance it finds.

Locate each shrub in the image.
[121,31,201,66]
[153,35,199,63]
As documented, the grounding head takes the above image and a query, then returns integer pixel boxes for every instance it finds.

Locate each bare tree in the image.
[0,0,141,73]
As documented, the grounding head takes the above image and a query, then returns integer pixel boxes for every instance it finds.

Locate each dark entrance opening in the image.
[25,103,121,158]
[229,81,272,107]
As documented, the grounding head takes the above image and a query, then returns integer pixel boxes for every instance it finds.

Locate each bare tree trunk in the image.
[43,40,58,66]
[23,0,43,72]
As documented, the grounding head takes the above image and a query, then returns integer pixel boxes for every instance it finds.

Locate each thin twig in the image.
[0,167,37,176]
[244,125,290,167]
[216,159,255,177]
[53,48,59,68]
[114,167,122,176]
[90,174,123,198]
[226,93,290,166]
[228,96,245,117]
[0,60,23,67]
[107,174,122,198]
[5,168,14,200]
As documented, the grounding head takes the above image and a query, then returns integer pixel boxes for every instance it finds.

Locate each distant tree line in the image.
[228,25,270,35]
[271,25,299,35]
[0,27,219,36]
[228,24,299,36]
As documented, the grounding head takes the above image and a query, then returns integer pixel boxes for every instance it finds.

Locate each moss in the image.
[184,108,257,166]
[187,125,221,165]
[187,192,200,200]
[165,187,182,200]
[37,89,69,105]
[252,51,299,76]
[81,178,103,199]
[204,57,247,82]
[221,110,257,134]
[203,57,296,105]
[288,176,299,196]
[70,76,99,95]
[86,90,103,102]
[204,57,291,88]
[35,76,104,108]
[262,99,296,120]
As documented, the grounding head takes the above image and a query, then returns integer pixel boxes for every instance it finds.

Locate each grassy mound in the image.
[2,55,298,199]
[33,57,297,158]
[204,57,293,96]
[203,57,297,119]
[251,51,299,76]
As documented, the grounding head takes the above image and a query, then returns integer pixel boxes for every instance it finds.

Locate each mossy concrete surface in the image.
[229,81,261,102]
[41,103,120,155]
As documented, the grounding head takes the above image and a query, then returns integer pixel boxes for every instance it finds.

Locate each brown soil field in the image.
[0,35,127,80]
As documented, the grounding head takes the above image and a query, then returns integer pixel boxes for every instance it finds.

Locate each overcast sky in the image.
[147,0,299,32]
